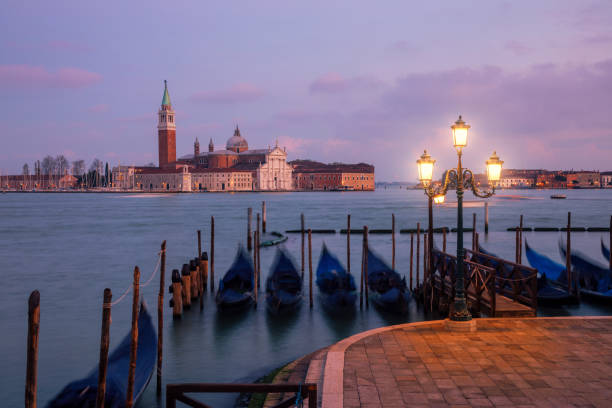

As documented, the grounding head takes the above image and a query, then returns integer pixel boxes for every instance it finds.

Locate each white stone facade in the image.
[191,170,253,192]
[255,147,293,191]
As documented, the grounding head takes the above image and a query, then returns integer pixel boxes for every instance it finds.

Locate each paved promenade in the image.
[321,317,612,407]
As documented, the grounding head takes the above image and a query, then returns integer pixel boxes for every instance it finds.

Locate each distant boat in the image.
[550,194,566,199]
[316,244,356,311]
[216,246,255,311]
[47,302,156,408]
[559,241,612,302]
[602,239,610,262]
[367,248,410,313]
[266,248,303,314]
[259,231,288,247]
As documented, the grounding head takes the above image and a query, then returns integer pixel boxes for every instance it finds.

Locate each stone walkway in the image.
[324,317,612,407]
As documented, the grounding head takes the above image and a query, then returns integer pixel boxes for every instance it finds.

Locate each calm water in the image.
[2,189,612,407]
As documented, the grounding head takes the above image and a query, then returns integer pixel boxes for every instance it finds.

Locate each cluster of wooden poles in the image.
[25,241,169,408]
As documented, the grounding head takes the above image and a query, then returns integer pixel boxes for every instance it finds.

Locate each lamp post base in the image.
[450,299,472,322]
[445,318,477,332]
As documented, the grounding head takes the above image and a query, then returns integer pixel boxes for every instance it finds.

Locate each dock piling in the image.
[200,252,208,293]
[409,233,414,290]
[197,230,201,264]
[360,236,364,309]
[96,289,112,408]
[308,229,313,308]
[609,215,612,271]
[25,290,40,408]
[519,214,524,263]
[262,201,267,233]
[472,213,476,250]
[171,269,182,318]
[301,214,305,279]
[416,223,420,289]
[364,226,369,308]
[181,264,191,309]
[157,241,166,396]
[442,228,447,252]
[347,215,351,278]
[253,231,258,306]
[392,214,396,270]
[566,212,572,295]
[211,216,215,291]
[247,208,253,251]
[126,267,140,408]
[189,260,198,299]
[484,202,489,234]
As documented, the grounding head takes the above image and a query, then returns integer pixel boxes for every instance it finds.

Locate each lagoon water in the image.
[2,189,612,407]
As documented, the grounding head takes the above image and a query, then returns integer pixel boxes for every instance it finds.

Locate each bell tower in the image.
[194,138,200,157]
[158,80,176,168]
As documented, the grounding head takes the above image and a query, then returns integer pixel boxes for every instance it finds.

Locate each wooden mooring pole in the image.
[181,264,191,309]
[409,233,414,290]
[126,267,140,408]
[442,228,447,252]
[347,214,351,278]
[170,269,182,318]
[484,202,489,234]
[247,208,253,251]
[301,214,305,279]
[308,229,313,308]
[211,216,215,291]
[253,231,258,306]
[416,223,420,289]
[360,235,364,309]
[189,260,198,300]
[519,214,524,264]
[364,226,369,308]
[197,230,201,264]
[472,213,476,250]
[157,241,166,396]
[262,201,267,233]
[392,213,396,270]
[566,212,572,295]
[25,290,40,408]
[515,229,520,264]
[96,289,112,408]
[609,215,612,271]
[257,230,261,288]
[200,252,208,293]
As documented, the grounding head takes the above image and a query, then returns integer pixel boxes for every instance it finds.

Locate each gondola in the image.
[367,248,410,313]
[259,231,288,247]
[266,248,303,314]
[216,246,255,311]
[316,244,356,311]
[523,242,576,304]
[559,241,612,302]
[47,302,156,408]
[602,239,610,263]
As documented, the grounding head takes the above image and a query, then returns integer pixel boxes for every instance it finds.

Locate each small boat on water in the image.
[367,248,410,313]
[259,231,288,247]
[47,302,156,408]
[216,246,255,311]
[550,194,566,199]
[523,242,576,304]
[602,239,610,262]
[316,244,356,311]
[266,248,303,314]
[559,241,612,302]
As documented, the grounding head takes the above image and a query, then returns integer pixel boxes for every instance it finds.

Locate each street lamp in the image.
[416,115,503,322]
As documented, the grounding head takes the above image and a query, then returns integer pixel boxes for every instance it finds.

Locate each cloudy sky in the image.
[1,1,611,180]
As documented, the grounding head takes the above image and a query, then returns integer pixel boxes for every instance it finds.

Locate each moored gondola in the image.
[316,244,356,311]
[559,241,612,302]
[47,302,156,408]
[266,248,303,314]
[602,239,610,263]
[367,248,410,313]
[216,246,255,311]
[523,241,576,304]
[259,231,288,247]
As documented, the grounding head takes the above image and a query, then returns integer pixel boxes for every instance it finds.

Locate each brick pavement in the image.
[340,318,612,407]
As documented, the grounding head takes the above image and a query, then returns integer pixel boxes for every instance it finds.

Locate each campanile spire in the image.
[158,80,176,167]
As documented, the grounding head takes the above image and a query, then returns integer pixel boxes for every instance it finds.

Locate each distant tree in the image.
[146,162,155,167]
[41,156,55,175]
[56,155,69,176]
[105,162,109,187]
[22,163,29,176]
[90,158,103,173]
[72,160,85,176]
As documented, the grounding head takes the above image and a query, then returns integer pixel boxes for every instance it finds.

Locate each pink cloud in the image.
[277,135,315,155]
[190,83,264,104]
[309,73,381,94]
[87,104,109,113]
[0,65,102,89]
[504,40,531,56]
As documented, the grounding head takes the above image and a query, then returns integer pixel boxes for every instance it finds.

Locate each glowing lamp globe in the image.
[486,151,503,185]
[433,194,445,204]
[416,150,435,186]
[451,115,470,149]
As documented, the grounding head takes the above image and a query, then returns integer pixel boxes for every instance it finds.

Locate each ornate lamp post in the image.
[416,116,503,321]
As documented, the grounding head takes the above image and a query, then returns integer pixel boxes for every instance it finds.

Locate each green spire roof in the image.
[161,80,171,106]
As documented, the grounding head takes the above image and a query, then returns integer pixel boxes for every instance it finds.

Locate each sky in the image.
[1,0,612,181]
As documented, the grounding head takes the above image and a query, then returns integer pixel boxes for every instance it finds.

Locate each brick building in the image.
[566,171,601,188]
[291,160,375,191]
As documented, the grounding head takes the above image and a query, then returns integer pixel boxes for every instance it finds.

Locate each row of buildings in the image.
[104,81,374,192]
[468,169,612,189]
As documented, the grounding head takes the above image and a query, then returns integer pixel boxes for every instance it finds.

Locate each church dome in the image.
[226,125,248,153]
